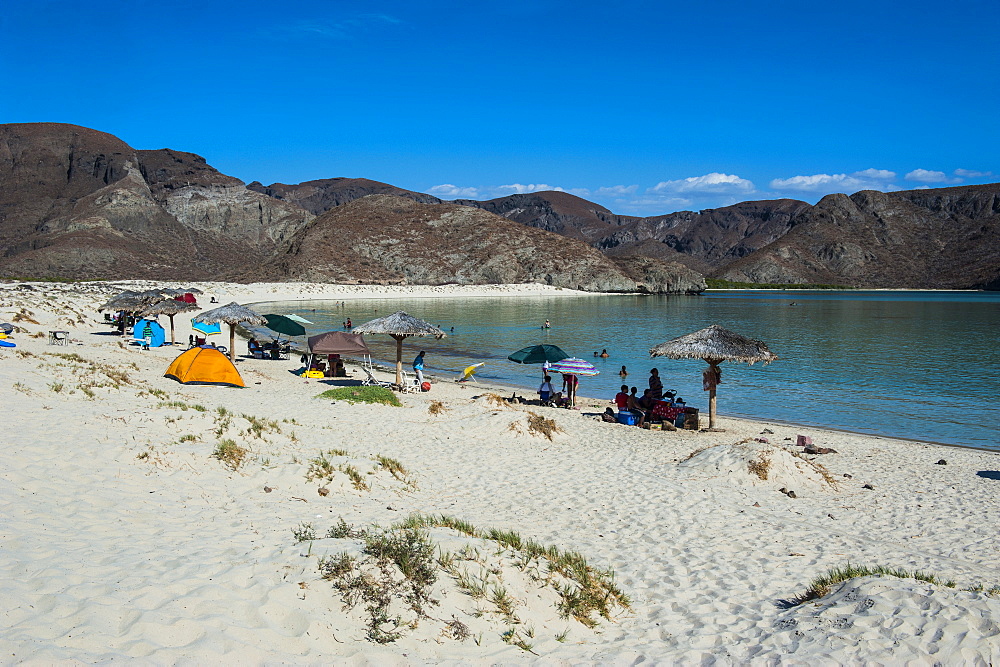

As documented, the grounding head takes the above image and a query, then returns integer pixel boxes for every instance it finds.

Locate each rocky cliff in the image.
[715,185,1000,289]
[0,123,312,280]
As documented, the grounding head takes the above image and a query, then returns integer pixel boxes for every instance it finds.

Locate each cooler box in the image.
[617,411,637,425]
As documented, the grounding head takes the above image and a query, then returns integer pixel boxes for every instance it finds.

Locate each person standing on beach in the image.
[412,351,426,384]
[649,368,663,401]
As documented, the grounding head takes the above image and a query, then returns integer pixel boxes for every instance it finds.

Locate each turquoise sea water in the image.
[253,291,1000,451]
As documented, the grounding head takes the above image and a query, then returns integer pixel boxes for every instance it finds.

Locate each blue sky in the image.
[2,0,998,215]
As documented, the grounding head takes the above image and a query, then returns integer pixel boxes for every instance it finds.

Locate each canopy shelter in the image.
[138,298,199,346]
[193,302,266,362]
[262,314,307,340]
[546,357,598,407]
[165,346,245,387]
[352,311,446,387]
[302,331,371,377]
[649,324,777,430]
[308,331,370,356]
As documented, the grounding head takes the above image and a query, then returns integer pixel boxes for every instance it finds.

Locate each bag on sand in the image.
[421,381,431,392]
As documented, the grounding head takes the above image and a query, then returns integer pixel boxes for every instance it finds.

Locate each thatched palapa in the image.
[353,311,445,387]
[138,299,200,346]
[193,302,266,361]
[650,324,777,429]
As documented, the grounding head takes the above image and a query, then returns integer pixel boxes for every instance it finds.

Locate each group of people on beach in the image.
[610,368,684,427]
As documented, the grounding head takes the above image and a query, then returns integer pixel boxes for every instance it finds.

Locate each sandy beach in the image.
[3,279,1000,664]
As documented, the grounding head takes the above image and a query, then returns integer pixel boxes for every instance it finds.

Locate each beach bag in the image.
[421,381,431,392]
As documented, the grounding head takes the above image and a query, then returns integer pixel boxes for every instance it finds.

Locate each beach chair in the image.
[398,369,421,393]
[361,363,393,389]
[456,362,485,384]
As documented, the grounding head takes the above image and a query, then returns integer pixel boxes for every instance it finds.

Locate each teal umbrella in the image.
[263,314,306,338]
[507,344,569,365]
[192,319,222,337]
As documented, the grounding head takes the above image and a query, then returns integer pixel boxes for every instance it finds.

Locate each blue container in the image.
[617,411,637,425]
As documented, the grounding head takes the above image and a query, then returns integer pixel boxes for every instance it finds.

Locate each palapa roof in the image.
[352,311,446,339]
[100,289,168,311]
[193,302,266,326]
[649,324,777,365]
[138,299,200,317]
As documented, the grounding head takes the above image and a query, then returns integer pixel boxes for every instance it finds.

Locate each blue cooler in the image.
[617,411,638,425]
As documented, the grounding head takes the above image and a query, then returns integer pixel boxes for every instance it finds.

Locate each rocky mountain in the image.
[255,194,705,292]
[452,191,810,274]
[246,178,441,216]
[0,123,312,280]
[0,123,703,292]
[4,122,997,291]
[716,184,1000,289]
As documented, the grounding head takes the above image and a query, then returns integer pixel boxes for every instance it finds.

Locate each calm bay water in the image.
[254,291,1000,451]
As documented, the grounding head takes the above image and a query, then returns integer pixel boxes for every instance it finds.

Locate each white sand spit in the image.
[3,280,1000,663]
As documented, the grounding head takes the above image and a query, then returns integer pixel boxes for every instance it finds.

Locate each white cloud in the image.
[905,169,961,184]
[427,184,480,198]
[954,168,994,179]
[769,169,898,193]
[497,183,565,194]
[649,172,755,195]
[595,185,639,196]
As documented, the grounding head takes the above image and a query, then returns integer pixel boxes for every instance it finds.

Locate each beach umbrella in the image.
[137,298,200,346]
[182,287,204,294]
[262,314,307,339]
[352,311,446,387]
[192,320,222,337]
[649,324,777,430]
[287,313,314,325]
[507,344,570,365]
[193,302,267,362]
[546,358,599,376]
[546,357,598,407]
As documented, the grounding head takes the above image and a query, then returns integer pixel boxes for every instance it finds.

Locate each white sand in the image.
[3,280,1000,663]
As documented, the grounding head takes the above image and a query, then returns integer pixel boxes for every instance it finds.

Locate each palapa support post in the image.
[394,335,404,387]
[706,360,722,430]
[228,324,236,362]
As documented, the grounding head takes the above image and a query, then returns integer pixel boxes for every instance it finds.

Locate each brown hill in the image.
[716,184,1000,289]
[454,191,621,241]
[0,123,313,280]
[247,178,441,216]
[258,195,705,292]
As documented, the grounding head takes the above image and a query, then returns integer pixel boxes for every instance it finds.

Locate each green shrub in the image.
[316,386,402,406]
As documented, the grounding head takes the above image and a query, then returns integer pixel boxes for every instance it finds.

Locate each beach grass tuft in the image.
[213,439,247,470]
[428,400,448,415]
[374,455,408,481]
[747,454,771,480]
[794,563,957,604]
[526,412,561,441]
[316,386,401,406]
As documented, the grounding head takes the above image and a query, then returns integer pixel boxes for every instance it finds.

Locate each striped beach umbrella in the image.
[546,358,599,376]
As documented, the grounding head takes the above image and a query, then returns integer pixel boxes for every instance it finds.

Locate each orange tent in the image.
[164,346,245,387]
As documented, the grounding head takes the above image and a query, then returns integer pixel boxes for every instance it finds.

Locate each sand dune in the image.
[2,280,1000,663]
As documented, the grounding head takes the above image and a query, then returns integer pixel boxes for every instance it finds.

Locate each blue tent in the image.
[133,318,166,348]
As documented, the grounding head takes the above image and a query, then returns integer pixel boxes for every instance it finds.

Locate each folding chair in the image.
[360,362,393,389]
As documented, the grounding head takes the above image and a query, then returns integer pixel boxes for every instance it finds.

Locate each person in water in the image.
[543,319,551,329]
[600,349,609,358]
[620,365,628,379]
